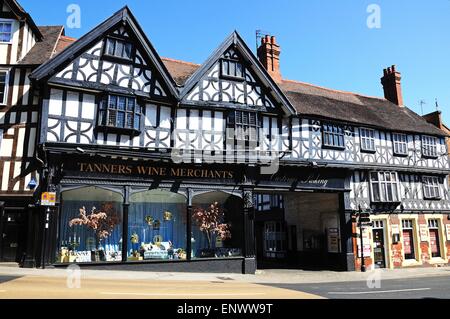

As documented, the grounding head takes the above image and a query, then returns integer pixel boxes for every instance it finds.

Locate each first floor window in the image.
[393,133,408,155]
[360,128,375,152]
[322,123,345,149]
[422,135,438,158]
[402,220,416,260]
[428,219,441,258]
[370,171,400,202]
[422,176,441,199]
[234,110,259,142]
[0,70,8,104]
[98,95,141,131]
[0,21,12,43]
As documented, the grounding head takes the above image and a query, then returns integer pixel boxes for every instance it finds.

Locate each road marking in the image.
[328,288,431,295]
[100,292,266,297]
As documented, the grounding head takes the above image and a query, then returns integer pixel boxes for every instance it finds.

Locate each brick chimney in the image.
[423,111,444,130]
[257,35,282,83]
[381,65,404,106]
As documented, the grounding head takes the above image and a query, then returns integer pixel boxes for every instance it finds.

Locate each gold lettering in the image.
[187,169,194,177]
[137,166,148,175]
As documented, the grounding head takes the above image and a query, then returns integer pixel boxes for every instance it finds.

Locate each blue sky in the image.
[21,0,450,124]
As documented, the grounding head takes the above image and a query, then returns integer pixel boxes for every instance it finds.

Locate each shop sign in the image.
[327,228,340,253]
[446,224,450,241]
[357,244,371,258]
[41,192,56,206]
[391,224,400,235]
[419,224,429,242]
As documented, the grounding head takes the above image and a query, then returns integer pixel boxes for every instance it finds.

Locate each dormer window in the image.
[97,94,141,134]
[0,21,13,43]
[104,37,133,60]
[221,59,244,79]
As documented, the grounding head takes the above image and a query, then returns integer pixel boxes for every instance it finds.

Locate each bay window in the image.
[370,171,400,203]
[422,176,441,199]
[97,94,142,133]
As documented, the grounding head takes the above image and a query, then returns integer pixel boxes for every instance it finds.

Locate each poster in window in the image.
[419,224,429,242]
[327,228,340,253]
[403,231,412,254]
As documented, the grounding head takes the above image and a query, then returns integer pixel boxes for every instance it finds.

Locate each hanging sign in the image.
[41,192,56,206]
[419,224,429,242]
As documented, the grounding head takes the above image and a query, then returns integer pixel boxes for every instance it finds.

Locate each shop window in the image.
[428,219,441,258]
[401,220,416,260]
[322,123,345,149]
[392,133,408,156]
[97,95,142,133]
[221,59,244,80]
[0,70,8,105]
[360,128,375,152]
[58,187,123,264]
[191,191,243,259]
[127,190,187,261]
[0,21,13,43]
[104,37,133,60]
[422,176,441,199]
[421,135,438,158]
[370,172,400,203]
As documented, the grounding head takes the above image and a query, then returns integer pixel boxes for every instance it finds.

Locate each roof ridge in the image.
[281,78,386,101]
[161,57,200,67]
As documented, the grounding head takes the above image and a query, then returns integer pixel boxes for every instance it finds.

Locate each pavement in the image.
[0,263,449,299]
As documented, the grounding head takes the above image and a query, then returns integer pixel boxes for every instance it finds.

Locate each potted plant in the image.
[69,203,120,261]
[192,202,231,258]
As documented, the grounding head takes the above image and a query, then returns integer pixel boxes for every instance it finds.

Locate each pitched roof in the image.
[159,57,446,136]
[18,26,66,65]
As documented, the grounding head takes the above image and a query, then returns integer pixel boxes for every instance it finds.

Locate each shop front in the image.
[37,153,256,274]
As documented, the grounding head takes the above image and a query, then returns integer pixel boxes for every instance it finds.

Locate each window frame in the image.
[96,94,142,135]
[220,58,245,80]
[0,69,9,105]
[359,127,376,153]
[102,36,134,62]
[392,132,408,156]
[0,19,14,44]
[422,176,441,200]
[369,171,401,203]
[322,123,346,150]
[421,135,438,158]
[229,110,259,142]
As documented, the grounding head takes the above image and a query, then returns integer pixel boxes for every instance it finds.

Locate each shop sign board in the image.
[41,192,56,206]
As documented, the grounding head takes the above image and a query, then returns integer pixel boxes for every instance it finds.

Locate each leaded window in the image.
[422,135,438,158]
[234,111,258,142]
[0,21,13,43]
[360,128,375,152]
[393,133,408,155]
[104,37,133,60]
[370,172,400,203]
[322,123,345,149]
[98,95,141,132]
[422,176,441,199]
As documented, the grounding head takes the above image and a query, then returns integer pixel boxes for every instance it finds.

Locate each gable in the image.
[30,7,178,102]
[180,32,296,115]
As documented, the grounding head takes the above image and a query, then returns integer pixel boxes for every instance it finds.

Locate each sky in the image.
[20,0,450,125]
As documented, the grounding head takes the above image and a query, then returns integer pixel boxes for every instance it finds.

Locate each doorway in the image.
[372,220,386,268]
[0,209,28,262]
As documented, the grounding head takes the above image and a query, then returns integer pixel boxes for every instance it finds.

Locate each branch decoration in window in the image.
[393,133,408,155]
[322,123,345,149]
[422,135,438,158]
[98,95,141,133]
[422,176,441,199]
[360,128,375,152]
[104,37,133,60]
[370,171,400,203]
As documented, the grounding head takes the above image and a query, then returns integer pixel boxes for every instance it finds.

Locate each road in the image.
[265,275,450,299]
[0,274,321,299]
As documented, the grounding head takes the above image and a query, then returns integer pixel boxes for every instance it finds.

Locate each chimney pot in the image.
[381,65,404,107]
[271,36,276,44]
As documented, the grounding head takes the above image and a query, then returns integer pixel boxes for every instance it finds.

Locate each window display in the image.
[127,190,187,261]
[191,191,243,259]
[57,187,123,263]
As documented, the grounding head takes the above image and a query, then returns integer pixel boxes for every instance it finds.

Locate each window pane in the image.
[134,114,140,130]
[109,95,117,109]
[107,38,115,56]
[236,63,243,78]
[115,40,124,57]
[123,43,132,59]
[372,183,380,201]
[117,97,126,110]
[126,113,133,129]
[116,111,125,128]
[128,190,187,261]
[108,110,116,126]
[58,187,123,264]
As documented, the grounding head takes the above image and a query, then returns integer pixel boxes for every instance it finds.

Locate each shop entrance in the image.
[255,192,344,270]
[372,221,386,268]
[0,208,28,263]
